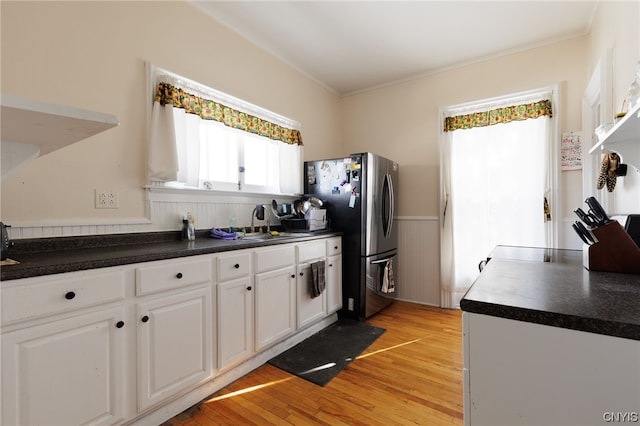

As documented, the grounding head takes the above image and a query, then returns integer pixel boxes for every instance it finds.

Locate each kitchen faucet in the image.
[250,204,270,234]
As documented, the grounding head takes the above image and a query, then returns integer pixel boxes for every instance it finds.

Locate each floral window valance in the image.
[443,99,552,132]
[154,82,303,145]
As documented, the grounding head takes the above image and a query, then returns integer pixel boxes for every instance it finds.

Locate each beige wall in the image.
[2,1,638,231]
[342,37,589,218]
[0,1,342,225]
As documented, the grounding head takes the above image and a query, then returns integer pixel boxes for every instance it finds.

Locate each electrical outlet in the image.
[348,298,354,311]
[95,189,119,209]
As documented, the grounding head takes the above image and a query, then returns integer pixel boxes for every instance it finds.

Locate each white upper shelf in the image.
[588,102,640,169]
[589,102,639,153]
[1,94,119,179]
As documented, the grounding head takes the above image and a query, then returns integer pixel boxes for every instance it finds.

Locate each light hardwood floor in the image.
[164,301,463,426]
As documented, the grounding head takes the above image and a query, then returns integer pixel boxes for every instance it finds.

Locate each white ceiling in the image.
[191,1,598,96]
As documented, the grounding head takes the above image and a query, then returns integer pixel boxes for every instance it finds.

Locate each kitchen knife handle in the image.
[575,221,598,244]
[585,197,612,224]
[572,223,590,244]
[574,208,598,228]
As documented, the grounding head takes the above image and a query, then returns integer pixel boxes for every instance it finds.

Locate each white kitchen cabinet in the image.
[135,256,211,296]
[217,276,254,370]
[326,237,343,314]
[254,266,296,350]
[1,306,127,426]
[326,254,342,314]
[296,240,329,328]
[1,268,126,325]
[217,250,254,370]
[1,267,128,426]
[296,261,327,328]
[463,312,640,426]
[254,245,296,351]
[0,235,342,425]
[136,286,213,412]
[217,249,252,282]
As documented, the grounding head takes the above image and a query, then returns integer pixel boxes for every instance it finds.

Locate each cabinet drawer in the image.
[297,240,326,263]
[136,256,211,296]
[217,251,252,281]
[254,245,295,273]
[326,237,342,256]
[1,270,126,325]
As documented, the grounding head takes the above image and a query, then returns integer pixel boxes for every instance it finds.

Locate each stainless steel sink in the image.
[241,231,314,240]
[277,232,314,237]
[242,233,274,241]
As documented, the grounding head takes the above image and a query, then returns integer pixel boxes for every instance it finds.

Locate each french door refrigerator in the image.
[304,152,398,319]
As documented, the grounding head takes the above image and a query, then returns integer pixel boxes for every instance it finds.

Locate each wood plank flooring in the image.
[164,301,463,426]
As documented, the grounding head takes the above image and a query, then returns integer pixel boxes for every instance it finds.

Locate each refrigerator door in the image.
[304,156,363,235]
[364,250,398,318]
[363,153,398,256]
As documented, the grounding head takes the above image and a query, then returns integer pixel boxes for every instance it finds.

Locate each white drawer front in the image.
[217,251,252,282]
[326,237,342,256]
[254,245,295,273]
[297,241,326,263]
[1,270,126,325]
[136,257,211,296]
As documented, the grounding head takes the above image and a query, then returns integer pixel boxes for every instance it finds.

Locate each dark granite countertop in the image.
[460,246,640,341]
[0,229,341,282]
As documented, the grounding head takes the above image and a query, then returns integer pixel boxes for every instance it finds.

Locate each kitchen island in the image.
[461,246,640,426]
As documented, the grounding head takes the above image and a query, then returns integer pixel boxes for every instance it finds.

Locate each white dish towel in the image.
[381,259,395,294]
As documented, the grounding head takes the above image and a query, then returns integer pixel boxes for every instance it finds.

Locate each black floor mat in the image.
[268,319,385,386]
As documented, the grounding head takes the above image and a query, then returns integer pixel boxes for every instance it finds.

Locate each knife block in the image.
[583,221,640,274]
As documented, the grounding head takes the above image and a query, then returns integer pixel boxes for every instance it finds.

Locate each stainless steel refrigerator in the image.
[304,152,398,319]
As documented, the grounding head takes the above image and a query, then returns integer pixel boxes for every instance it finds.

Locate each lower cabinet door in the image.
[136,286,213,412]
[326,254,343,314]
[217,277,254,370]
[255,266,296,350]
[1,307,126,426]
[297,262,327,328]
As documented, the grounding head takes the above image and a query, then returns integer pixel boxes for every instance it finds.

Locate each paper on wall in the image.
[561,132,582,171]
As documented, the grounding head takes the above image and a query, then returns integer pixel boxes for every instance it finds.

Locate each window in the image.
[439,87,559,308]
[148,64,303,195]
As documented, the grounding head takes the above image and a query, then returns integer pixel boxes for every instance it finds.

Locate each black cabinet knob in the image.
[299,272,304,276]
[141,315,149,323]
[291,274,295,278]
[246,286,252,291]
[334,246,338,250]
[116,321,125,329]
[234,263,240,269]
[176,272,183,279]
[329,264,333,267]
[64,291,75,300]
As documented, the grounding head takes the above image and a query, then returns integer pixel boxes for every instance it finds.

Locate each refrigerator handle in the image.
[384,172,395,238]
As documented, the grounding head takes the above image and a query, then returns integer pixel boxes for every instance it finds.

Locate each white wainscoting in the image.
[395,216,441,307]
[145,186,297,233]
[6,187,296,240]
